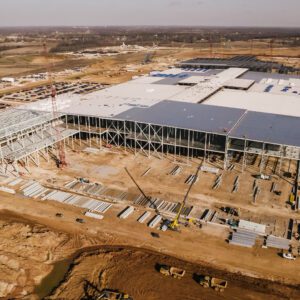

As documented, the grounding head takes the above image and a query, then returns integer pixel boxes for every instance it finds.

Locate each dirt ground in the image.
[1,146,300,299]
[0,207,300,300]
[28,143,298,225]
[47,246,300,300]
[1,40,299,96]
[0,39,300,299]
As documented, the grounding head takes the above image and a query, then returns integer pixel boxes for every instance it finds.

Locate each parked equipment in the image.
[198,275,228,292]
[169,161,203,230]
[97,289,132,300]
[159,265,186,279]
[76,218,84,223]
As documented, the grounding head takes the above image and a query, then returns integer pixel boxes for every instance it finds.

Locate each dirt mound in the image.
[45,246,300,300]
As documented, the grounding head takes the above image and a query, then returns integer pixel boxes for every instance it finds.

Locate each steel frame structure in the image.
[0,109,78,176]
[66,114,300,174]
[1,109,299,176]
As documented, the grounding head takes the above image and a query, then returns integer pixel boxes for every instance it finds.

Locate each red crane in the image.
[43,42,67,168]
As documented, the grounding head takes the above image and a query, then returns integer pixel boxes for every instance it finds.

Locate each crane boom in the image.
[125,167,160,215]
[43,42,67,168]
[169,161,203,229]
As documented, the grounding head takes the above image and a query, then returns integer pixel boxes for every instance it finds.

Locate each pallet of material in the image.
[170,165,182,176]
[118,206,134,219]
[229,229,258,248]
[93,202,112,214]
[85,211,104,220]
[0,186,16,194]
[265,235,290,250]
[8,178,23,187]
[148,215,162,228]
[137,211,151,223]
[201,166,219,174]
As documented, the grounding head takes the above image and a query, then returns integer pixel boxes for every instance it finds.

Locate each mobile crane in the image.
[167,160,203,230]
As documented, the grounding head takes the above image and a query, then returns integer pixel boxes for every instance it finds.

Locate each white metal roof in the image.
[224,78,255,89]
[203,89,300,118]
[18,81,187,118]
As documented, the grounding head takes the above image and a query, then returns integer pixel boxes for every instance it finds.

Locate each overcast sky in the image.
[0,0,299,27]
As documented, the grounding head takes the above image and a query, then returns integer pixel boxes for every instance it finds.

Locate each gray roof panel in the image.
[115,100,246,134]
[229,111,300,147]
[116,100,300,148]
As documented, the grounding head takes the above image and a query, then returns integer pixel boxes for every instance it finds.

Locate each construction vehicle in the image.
[282,252,296,260]
[159,265,186,279]
[289,193,295,206]
[96,289,132,300]
[198,275,228,292]
[168,161,203,230]
[76,218,84,224]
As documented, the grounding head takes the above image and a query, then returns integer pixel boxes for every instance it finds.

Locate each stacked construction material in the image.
[253,186,260,203]
[42,190,112,213]
[227,164,235,171]
[65,180,127,202]
[229,228,258,248]
[134,196,193,217]
[185,174,198,185]
[148,215,162,228]
[142,168,151,177]
[134,195,150,206]
[118,206,134,219]
[232,176,239,193]
[84,211,104,220]
[170,165,182,176]
[201,209,216,222]
[238,219,266,234]
[265,235,290,250]
[200,166,219,174]
[21,181,49,198]
[137,211,151,223]
[8,178,23,187]
[212,174,222,190]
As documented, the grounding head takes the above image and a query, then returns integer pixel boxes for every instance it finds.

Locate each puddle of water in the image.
[34,258,73,299]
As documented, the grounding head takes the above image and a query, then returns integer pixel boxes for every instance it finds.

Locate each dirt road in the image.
[0,191,300,299]
[46,246,300,300]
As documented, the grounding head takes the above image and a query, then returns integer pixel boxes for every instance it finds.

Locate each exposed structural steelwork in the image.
[0,109,78,175]
[178,56,300,74]
[64,100,300,174]
[1,61,300,176]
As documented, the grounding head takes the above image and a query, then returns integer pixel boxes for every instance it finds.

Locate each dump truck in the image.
[159,265,186,279]
[199,275,228,292]
[97,289,132,300]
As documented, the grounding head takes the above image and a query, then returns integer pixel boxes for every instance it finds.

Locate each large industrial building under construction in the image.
[1,61,300,178]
